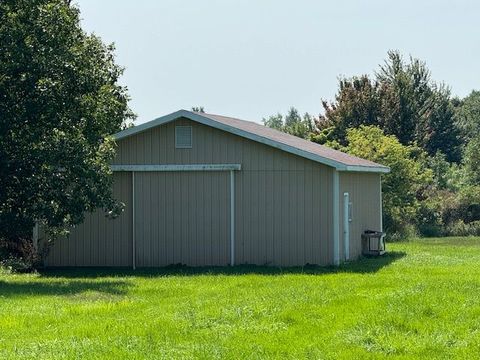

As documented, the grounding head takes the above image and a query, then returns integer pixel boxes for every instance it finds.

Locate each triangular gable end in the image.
[113,110,390,174]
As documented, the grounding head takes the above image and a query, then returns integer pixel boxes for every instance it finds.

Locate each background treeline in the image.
[263,51,480,239]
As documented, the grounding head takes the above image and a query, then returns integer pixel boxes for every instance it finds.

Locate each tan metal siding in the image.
[339,172,382,260]
[133,171,230,266]
[45,172,132,266]
[115,118,335,266]
[49,118,343,267]
[233,163,333,266]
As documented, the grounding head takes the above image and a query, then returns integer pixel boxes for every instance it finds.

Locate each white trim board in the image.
[113,110,390,174]
[332,171,340,266]
[111,164,241,172]
[343,192,350,261]
[131,171,136,270]
[230,170,235,266]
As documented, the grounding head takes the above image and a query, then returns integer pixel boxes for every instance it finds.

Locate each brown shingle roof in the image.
[198,112,388,171]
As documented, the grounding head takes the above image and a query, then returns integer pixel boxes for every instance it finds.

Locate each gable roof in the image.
[114,110,390,173]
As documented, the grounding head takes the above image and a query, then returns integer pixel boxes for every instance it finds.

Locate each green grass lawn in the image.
[1,237,480,359]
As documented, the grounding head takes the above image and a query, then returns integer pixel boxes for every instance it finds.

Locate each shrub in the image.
[0,256,36,273]
[0,237,41,272]
[445,220,480,237]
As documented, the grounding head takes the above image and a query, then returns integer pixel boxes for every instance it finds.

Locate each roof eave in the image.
[113,109,190,140]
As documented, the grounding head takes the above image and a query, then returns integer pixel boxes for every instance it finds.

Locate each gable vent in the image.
[175,126,192,148]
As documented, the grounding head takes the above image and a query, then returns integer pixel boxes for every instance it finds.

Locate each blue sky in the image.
[76,0,480,124]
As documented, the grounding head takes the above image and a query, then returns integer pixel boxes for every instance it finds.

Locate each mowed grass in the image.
[1,238,480,359]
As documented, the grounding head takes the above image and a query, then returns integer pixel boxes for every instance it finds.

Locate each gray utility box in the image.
[361,230,386,256]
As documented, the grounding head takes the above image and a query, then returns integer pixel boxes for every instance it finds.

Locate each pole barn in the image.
[44,110,389,267]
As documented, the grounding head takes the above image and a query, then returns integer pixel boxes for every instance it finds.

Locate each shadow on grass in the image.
[38,251,406,279]
[0,279,129,298]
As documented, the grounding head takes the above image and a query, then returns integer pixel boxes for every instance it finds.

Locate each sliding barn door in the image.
[133,171,230,266]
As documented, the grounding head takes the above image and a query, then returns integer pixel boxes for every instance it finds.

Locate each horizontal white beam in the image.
[341,165,390,173]
[111,164,241,172]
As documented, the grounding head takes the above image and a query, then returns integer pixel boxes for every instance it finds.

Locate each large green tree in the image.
[318,51,461,162]
[0,0,134,257]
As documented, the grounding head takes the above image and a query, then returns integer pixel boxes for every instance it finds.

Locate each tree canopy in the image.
[262,107,314,139]
[454,90,480,141]
[0,0,134,257]
[317,51,461,162]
